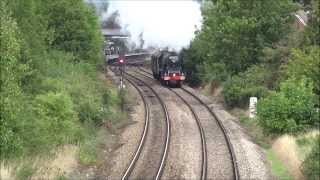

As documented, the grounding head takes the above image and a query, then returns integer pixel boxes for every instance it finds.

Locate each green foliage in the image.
[38,52,115,125]
[0,1,26,159]
[34,92,79,144]
[257,78,319,134]
[79,135,98,165]
[283,47,320,95]
[301,137,320,180]
[180,45,205,86]
[222,65,271,107]
[199,62,228,83]
[43,0,103,63]
[303,0,320,46]
[184,0,297,79]
[55,175,68,180]
[78,127,110,166]
[0,0,121,162]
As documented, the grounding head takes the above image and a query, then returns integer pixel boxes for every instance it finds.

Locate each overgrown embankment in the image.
[182,0,319,179]
[0,0,123,177]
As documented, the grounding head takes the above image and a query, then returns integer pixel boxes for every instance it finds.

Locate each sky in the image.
[102,0,202,50]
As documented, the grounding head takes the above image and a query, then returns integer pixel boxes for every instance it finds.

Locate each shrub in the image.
[223,65,271,107]
[38,53,118,126]
[34,92,80,144]
[0,0,121,162]
[283,47,320,95]
[301,137,320,180]
[257,78,319,134]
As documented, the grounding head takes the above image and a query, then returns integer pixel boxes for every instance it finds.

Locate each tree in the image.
[184,0,298,85]
[283,47,320,95]
[303,0,320,45]
[257,78,319,134]
[43,0,103,63]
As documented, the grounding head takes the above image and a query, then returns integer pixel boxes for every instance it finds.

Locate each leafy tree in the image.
[42,0,103,63]
[283,46,320,95]
[257,78,319,134]
[222,65,271,107]
[0,0,121,162]
[198,0,297,74]
[183,0,298,90]
[303,0,320,46]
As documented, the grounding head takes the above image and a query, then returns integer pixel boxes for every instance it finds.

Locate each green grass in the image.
[266,148,292,180]
[78,125,99,166]
[55,175,68,180]
[239,115,270,148]
[15,164,36,180]
[78,125,112,166]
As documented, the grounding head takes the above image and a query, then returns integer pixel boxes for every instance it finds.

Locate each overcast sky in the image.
[102,0,202,50]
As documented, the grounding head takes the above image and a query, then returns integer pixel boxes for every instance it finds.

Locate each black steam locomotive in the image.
[151,50,185,87]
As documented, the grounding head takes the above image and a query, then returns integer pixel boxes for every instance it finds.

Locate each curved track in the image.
[121,77,149,180]
[130,70,207,179]
[137,67,240,180]
[119,69,171,180]
[168,87,208,180]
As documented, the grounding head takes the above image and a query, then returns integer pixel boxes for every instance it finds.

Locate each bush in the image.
[0,0,121,162]
[223,65,271,107]
[301,137,320,180]
[283,47,320,95]
[257,78,319,134]
[34,92,80,144]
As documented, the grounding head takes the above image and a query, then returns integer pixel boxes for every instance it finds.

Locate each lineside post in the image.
[118,55,126,111]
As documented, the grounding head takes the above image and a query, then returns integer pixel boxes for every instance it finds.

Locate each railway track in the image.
[136,67,240,180]
[129,70,207,179]
[168,84,208,180]
[121,76,149,180]
[115,68,170,180]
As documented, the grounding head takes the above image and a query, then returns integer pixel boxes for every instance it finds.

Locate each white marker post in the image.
[249,97,258,118]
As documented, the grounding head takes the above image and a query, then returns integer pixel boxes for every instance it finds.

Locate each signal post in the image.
[118,56,125,111]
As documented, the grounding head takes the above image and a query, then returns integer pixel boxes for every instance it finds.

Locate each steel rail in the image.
[137,67,240,180]
[120,76,150,180]
[133,69,207,179]
[169,89,208,180]
[125,72,171,180]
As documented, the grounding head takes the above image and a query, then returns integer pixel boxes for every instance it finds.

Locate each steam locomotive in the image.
[151,50,185,87]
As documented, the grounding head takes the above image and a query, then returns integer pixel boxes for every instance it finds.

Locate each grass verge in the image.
[238,114,293,179]
[266,148,292,180]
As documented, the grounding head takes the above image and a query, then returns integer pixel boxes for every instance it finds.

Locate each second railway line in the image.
[109,62,240,179]
[134,67,240,179]
[112,66,170,180]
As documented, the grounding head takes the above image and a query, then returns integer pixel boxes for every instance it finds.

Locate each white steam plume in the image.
[102,0,202,50]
